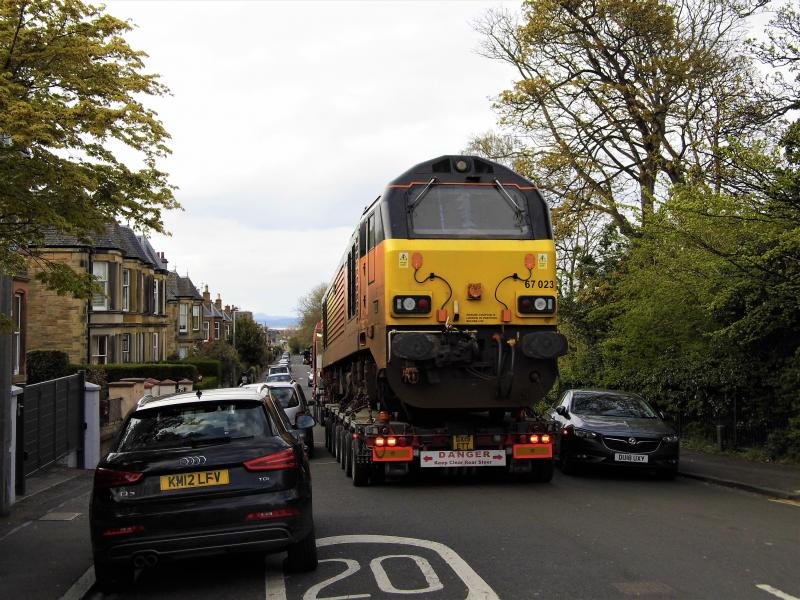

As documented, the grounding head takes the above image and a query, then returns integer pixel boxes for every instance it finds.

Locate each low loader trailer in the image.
[321,403,554,486]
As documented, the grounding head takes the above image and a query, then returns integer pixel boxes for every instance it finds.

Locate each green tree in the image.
[192,340,240,388]
[233,314,267,369]
[294,282,326,348]
[1,0,177,296]
[475,0,768,236]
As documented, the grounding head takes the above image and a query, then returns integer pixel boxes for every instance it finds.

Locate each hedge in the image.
[196,376,219,390]
[181,358,222,380]
[26,350,72,384]
[72,363,199,384]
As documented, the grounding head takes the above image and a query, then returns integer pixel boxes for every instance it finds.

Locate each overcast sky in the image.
[103,0,517,319]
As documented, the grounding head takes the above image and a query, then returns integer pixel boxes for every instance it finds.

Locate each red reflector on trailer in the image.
[562,428,569,436]
[246,508,299,521]
[352,432,360,439]
[102,525,144,537]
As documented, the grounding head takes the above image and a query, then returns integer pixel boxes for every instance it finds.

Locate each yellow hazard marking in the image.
[399,252,409,268]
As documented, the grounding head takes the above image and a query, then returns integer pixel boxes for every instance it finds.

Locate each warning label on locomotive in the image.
[420,450,507,468]
[399,252,409,268]
[464,312,496,324]
[538,252,548,270]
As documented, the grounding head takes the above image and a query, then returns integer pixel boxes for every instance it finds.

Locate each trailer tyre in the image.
[344,435,353,476]
[531,459,554,483]
[352,444,370,487]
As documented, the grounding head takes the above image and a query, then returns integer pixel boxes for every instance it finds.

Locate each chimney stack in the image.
[203,285,210,304]
[215,294,222,310]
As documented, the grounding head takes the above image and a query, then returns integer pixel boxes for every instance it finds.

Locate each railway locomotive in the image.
[319,155,568,484]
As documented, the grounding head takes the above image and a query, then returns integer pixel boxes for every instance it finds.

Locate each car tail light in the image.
[244,449,297,471]
[246,508,299,521]
[94,468,143,488]
[102,525,144,537]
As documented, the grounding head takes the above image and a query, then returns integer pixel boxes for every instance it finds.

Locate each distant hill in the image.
[254,313,297,329]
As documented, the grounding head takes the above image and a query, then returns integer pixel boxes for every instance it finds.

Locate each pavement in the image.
[1,448,798,600]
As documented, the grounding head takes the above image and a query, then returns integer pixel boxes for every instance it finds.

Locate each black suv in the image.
[90,387,317,591]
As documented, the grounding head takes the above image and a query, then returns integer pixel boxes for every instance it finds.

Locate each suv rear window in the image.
[118,401,272,451]
[269,387,299,409]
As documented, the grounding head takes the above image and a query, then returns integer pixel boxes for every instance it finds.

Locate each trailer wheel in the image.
[352,444,370,487]
[338,427,346,468]
[344,435,352,477]
[531,459,554,483]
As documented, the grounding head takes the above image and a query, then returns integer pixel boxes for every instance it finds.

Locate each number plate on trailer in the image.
[159,470,229,491]
[614,453,648,463]
[452,435,474,450]
[420,450,506,468]
[372,447,413,462]
[513,444,552,459]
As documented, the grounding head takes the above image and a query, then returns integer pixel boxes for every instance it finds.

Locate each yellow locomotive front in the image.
[321,155,567,418]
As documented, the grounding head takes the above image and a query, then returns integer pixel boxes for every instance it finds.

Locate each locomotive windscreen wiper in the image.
[407,177,438,212]
[493,179,525,225]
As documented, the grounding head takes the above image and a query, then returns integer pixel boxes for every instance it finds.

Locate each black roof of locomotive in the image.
[388,155,536,187]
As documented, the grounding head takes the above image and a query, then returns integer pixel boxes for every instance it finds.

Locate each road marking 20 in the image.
[304,554,443,599]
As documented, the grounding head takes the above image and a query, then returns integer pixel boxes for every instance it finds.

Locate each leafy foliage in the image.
[0,0,177,292]
[233,314,268,368]
[25,349,70,383]
[294,282,326,348]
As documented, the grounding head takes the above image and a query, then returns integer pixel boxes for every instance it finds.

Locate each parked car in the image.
[268,365,290,377]
[90,387,317,592]
[551,389,679,478]
[266,373,293,384]
[265,381,314,458]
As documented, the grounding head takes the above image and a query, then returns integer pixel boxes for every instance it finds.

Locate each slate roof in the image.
[38,223,160,268]
[166,271,202,301]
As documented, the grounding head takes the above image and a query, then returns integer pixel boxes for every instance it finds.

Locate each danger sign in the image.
[419,450,507,468]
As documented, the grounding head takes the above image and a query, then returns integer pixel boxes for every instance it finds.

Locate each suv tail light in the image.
[94,468,143,488]
[244,448,297,471]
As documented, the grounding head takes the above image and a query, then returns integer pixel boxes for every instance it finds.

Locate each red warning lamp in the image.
[525,254,536,270]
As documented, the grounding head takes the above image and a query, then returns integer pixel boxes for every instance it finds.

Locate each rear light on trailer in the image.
[352,432,360,439]
[102,525,144,537]
[94,468,143,489]
[247,508,299,521]
[387,437,397,447]
[530,434,540,444]
[517,295,556,314]
[541,434,551,443]
[393,295,432,315]
[375,437,386,446]
[243,449,297,471]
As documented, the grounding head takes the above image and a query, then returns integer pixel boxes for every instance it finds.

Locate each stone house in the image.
[11,271,29,384]
[200,286,231,343]
[166,272,204,359]
[26,223,170,365]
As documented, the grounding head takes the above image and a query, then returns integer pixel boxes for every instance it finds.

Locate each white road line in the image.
[757,584,800,600]
[266,560,287,600]
[58,566,95,600]
[0,519,31,542]
[265,534,500,600]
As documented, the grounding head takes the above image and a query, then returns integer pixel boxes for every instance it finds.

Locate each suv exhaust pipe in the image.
[133,552,159,569]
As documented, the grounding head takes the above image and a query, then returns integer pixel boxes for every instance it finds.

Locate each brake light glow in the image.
[542,434,551,443]
[352,432,360,439]
[375,437,386,446]
[530,434,540,444]
[102,525,144,537]
[243,449,297,471]
[94,468,143,488]
[246,508,299,521]
[387,437,397,447]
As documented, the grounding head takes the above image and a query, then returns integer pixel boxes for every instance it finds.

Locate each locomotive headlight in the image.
[517,295,556,315]
[455,159,469,172]
[393,295,432,315]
